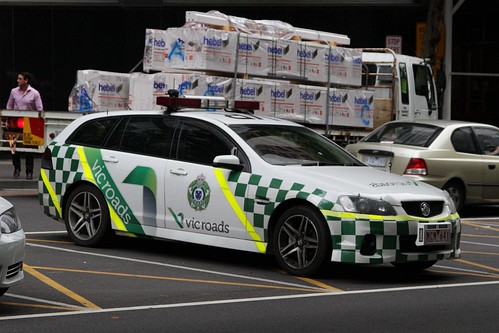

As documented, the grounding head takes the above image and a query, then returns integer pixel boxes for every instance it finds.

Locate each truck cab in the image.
[362,48,438,126]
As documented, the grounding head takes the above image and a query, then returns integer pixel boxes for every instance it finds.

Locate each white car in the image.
[38,95,461,276]
[0,196,25,296]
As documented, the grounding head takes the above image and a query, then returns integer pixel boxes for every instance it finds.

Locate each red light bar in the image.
[232,100,260,110]
[156,96,201,108]
[156,96,260,111]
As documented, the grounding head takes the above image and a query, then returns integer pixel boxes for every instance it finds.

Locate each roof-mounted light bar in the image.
[156,94,260,114]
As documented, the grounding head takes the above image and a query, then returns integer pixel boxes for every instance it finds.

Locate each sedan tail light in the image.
[404,158,428,176]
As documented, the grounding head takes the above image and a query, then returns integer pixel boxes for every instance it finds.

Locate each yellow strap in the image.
[213,168,266,253]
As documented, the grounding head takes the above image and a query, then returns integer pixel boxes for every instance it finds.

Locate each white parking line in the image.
[461,240,499,248]
[3,293,87,310]
[25,242,325,291]
[2,280,498,321]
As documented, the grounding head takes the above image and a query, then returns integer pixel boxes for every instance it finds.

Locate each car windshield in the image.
[230,124,363,166]
[361,122,443,147]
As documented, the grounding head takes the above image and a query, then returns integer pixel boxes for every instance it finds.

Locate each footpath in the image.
[0,151,39,196]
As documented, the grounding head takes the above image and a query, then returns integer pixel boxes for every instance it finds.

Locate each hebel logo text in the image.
[99,84,116,92]
[355,96,369,105]
[154,38,166,48]
[329,94,343,103]
[271,89,286,99]
[300,92,315,101]
[203,36,222,47]
[239,43,253,52]
[240,87,256,96]
[297,49,312,59]
[268,46,283,55]
[154,81,167,90]
[325,53,341,63]
[208,85,225,94]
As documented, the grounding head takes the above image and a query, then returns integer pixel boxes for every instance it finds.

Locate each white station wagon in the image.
[38,94,461,276]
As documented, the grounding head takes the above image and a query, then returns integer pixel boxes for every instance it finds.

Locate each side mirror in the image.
[213,155,244,171]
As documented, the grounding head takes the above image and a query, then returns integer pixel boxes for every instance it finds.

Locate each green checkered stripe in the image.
[38,142,83,219]
[325,210,461,264]
[226,172,334,243]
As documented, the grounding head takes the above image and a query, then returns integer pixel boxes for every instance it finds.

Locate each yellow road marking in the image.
[30,266,326,293]
[27,238,74,245]
[0,302,81,311]
[461,221,499,232]
[456,259,499,274]
[463,250,499,256]
[23,264,101,310]
[296,277,343,291]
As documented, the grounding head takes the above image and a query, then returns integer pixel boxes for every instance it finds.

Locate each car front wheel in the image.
[273,205,331,277]
[64,184,112,247]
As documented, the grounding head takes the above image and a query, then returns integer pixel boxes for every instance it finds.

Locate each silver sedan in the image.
[346,120,499,212]
[0,196,25,296]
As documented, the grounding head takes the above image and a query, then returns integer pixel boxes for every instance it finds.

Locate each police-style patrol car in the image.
[38,93,461,276]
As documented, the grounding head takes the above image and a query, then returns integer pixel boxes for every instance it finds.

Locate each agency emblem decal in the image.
[188,174,210,211]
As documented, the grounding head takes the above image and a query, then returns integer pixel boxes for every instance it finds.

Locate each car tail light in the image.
[41,147,54,170]
[403,158,427,176]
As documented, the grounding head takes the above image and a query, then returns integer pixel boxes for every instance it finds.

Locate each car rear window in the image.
[362,123,443,147]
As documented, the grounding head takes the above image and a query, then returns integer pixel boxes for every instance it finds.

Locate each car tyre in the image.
[443,180,464,212]
[64,183,112,247]
[391,260,437,271]
[273,205,331,277]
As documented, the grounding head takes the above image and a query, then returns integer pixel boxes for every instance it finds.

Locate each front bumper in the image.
[323,211,461,264]
[0,229,26,289]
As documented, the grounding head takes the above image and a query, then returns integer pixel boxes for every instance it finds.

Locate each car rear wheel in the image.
[64,184,112,247]
[443,180,464,212]
[273,205,331,277]
[391,260,437,271]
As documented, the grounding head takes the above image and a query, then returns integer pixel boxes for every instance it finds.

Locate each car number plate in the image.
[416,223,451,246]
[364,156,387,167]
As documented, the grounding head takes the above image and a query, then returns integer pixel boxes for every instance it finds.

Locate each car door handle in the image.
[255,196,270,205]
[170,168,188,176]
[103,156,118,163]
[488,164,496,170]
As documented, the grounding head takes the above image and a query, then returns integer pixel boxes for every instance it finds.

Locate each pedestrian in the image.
[6,72,44,180]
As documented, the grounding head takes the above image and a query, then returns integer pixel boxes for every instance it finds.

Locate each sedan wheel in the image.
[443,180,464,212]
[274,206,331,277]
[64,184,111,247]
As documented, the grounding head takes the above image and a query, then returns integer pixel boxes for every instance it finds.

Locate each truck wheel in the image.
[64,184,111,247]
[273,205,331,277]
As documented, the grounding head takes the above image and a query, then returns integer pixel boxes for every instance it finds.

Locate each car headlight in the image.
[339,195,396,216]
[443,190,457,214]
[0,208,22,234]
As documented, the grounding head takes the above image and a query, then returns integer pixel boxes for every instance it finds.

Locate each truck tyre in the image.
[64,184,112,247]
[273,205,331,277]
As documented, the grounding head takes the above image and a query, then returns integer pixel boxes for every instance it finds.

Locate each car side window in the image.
[104,116,175,158]
[174,120,243,167]
[66,117,121,147]
[451,128,478,154]
[473,127,499,156]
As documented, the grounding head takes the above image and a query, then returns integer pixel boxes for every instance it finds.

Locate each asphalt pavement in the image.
[0,151,39,195]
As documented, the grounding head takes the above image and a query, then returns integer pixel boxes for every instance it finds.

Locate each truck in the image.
[0,12,438,152]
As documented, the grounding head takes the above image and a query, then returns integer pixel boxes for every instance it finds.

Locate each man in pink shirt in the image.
[6,72,44,179]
